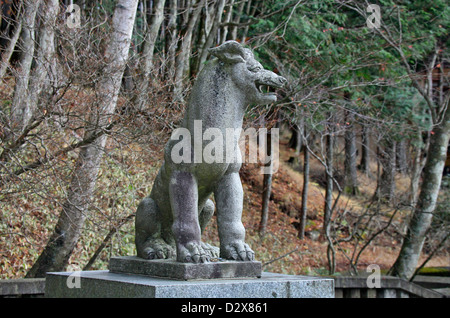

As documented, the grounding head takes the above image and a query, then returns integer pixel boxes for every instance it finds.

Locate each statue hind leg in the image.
[199,198,219,258]
[199,198,214,233]
[135,197,175,259]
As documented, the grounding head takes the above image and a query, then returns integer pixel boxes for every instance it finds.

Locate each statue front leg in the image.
[169,170,209,263]
[214,172,255,261]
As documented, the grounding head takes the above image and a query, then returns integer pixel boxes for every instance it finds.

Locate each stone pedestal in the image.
[45,255,334,298]
[109,256,262,280]
[45,269,334,298]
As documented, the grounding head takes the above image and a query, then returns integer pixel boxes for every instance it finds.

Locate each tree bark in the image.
[173,0,205,102]
[298,144,309,239]
[288,120,303,153]
[396,138,408,175]
[390,107,450,280]
[0,19,22,80]
[359,125,371,176]
[10,0,41,134]
[288,119,303,166]
[324,127,336,273]
[26,0,139,278]
[220,0,234,43]
[26,0,59,118]
[377,137,396,203]
[164,0,178,82]
[323,126,335,234]
[241,0,258,43]
[135,0,166,111]
[229,0,246,40]
[259,130,272,237]
[197,0,226,73]
[190,0,214,74]
[344,111,359,195]
[409,135,428,207]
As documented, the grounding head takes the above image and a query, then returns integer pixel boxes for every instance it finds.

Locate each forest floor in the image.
[204,135,449,276]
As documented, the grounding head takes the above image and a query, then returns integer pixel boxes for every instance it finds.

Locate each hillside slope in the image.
[202,137,449,275]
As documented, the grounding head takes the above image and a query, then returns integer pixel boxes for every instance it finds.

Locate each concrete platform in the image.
[109,256,262,280]
[45,270,334,298]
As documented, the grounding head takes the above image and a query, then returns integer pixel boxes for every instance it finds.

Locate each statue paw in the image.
[141,240,175,260]
[177,241,210,263]
[222,241,255,261]
[201,242,220,258]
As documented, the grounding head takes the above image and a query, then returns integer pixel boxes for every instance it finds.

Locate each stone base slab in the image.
[45,270,334,298]
[109,256,262,280]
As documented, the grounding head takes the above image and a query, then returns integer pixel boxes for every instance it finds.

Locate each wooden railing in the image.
[334,276,447,298]
[0,278,45,298]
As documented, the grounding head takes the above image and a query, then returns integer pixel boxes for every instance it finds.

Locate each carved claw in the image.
[141,240,175,260]
[144,246,175,260]
[201,242,220,258]
[222,242,255,261]
[177,241,211,263]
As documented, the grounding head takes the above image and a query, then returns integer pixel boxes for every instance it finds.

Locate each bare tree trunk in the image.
[173,0,205,102]
[288,126,298,149]
[298,144,309,239]
[323,126,334,235]
[288,118,303,153]
[0,19,22,80]
[288,116,303,167]
[259,130,272,237]
[396,138,408,175]
[135,0,166,111]
[229,0,245,40]
[241,0,257,44]
[409,146,422,207]
[359,125,371,176]
[409,136,428,207]
[344,111,359,195]
[220,0,234,43]
[191,0,214,74]
[378,137,396,203]
[10,0,41,134]
[26,0,139,278]
[197,0,226,72]
[27,0,59,117]
[164,0,178,82]
[390,107,450,280]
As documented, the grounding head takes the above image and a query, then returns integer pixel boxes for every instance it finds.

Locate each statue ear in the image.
[208,41,246,64]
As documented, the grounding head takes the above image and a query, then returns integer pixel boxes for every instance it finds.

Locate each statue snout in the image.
[270,74,287,89]
[264,70,287,88]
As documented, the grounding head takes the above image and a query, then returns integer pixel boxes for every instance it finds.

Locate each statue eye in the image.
[248,66,262,72]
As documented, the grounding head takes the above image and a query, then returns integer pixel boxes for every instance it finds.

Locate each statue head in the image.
[208,41,287,105]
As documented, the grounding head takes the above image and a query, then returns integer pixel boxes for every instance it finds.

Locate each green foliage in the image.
[248,0,448,145]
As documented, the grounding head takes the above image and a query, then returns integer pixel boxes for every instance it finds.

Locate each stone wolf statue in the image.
[135,41,286,263]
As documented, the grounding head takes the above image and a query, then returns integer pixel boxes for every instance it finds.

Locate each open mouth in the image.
[255,81,277,95]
